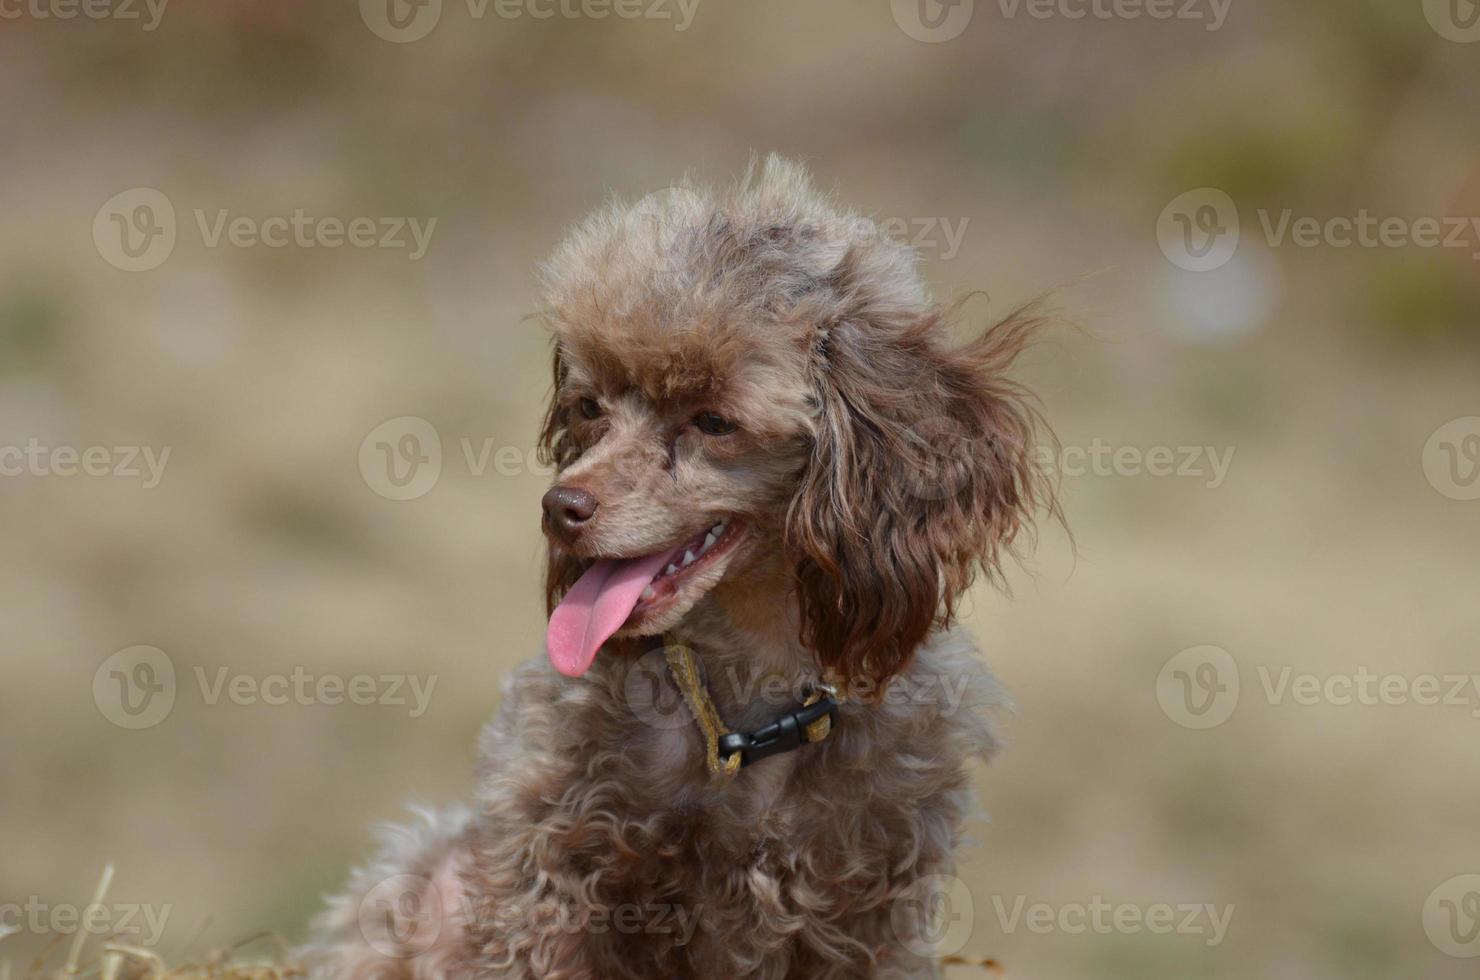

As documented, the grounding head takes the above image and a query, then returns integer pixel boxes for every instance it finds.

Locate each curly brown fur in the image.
[302,156,1055,979]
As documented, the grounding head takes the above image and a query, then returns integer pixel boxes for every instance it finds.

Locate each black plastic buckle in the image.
[717,696,839,769]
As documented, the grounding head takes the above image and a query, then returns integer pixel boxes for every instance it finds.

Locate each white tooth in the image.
[702,531,718,552]
[665,563,679,576]
[640,585,656,600]
[682,550,697,566]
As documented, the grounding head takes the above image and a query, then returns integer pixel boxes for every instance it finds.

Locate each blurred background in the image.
[2,1,1479,977]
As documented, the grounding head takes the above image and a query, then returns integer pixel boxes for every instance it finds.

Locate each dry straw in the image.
[6,867,1002,978]
[2,867,302,980]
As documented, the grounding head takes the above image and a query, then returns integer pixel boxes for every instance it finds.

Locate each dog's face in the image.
[536,158,1052,684]
[540,320,814,642]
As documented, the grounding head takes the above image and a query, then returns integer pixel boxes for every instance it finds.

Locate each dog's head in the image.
[536,157,1052,686]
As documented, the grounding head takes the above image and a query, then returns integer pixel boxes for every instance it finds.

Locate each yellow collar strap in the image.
[661,640,839,785]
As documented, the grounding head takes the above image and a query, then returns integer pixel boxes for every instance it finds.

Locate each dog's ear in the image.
[785,299,1055,689]
[537,344,577,473]
[537,346,584,614]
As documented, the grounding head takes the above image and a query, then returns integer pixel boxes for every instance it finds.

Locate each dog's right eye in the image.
[694,411,737,435]
[577,398,602,420]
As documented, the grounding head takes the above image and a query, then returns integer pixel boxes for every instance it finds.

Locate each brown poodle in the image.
[302,156,1054,979]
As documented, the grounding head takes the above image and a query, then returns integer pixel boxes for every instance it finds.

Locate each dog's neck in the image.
[661,568,823,734]
[626,600,829,814]
[651,544,846,752]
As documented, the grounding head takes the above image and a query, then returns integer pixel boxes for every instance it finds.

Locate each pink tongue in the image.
[546,549,676,677]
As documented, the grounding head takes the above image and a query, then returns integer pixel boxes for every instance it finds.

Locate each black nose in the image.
[541,485,598,543]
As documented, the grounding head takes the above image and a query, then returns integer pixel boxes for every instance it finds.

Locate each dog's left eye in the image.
[694,412,736,435]
[577,398,602,420]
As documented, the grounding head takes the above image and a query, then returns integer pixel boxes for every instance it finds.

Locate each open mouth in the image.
[546,518,746,677]
[632,517,742,612]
